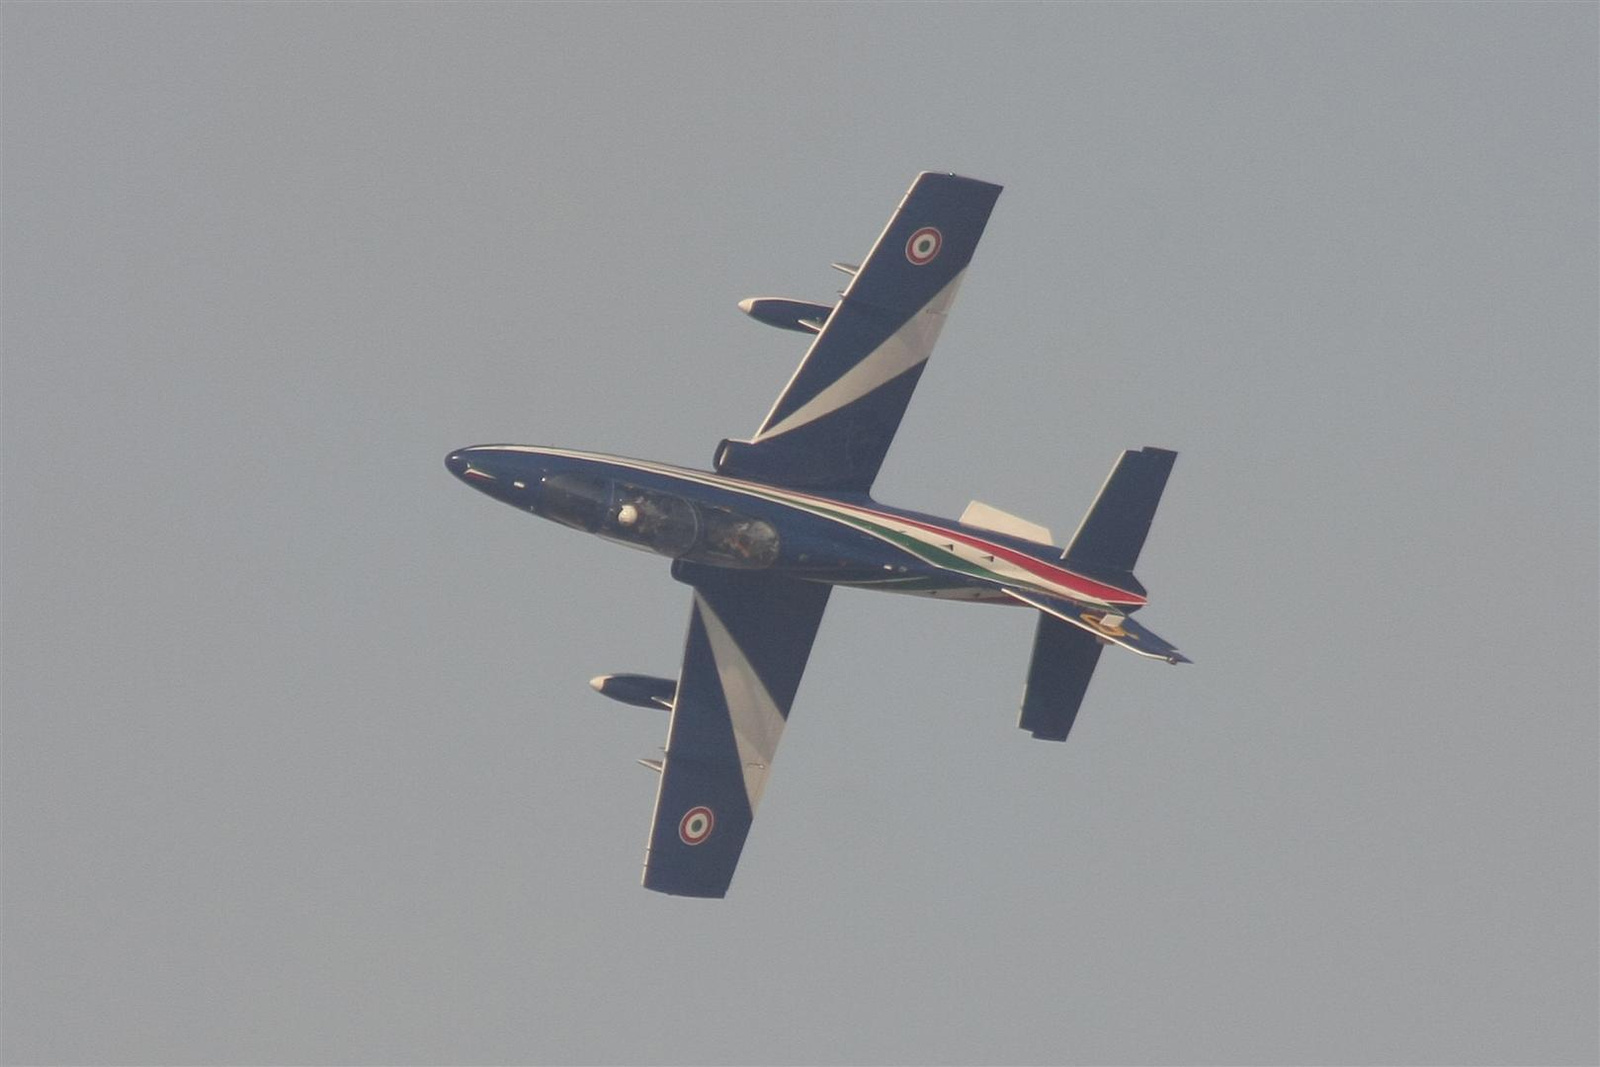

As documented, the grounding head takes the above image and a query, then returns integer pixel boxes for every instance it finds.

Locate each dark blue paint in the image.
[447,445,1032,598]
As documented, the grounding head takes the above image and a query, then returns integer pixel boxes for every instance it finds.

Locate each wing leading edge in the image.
[642,561,831,897]
[715,172,1003,493]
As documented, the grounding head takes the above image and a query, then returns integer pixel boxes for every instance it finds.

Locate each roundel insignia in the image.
[905,226,942,265]
[678,806,715,846]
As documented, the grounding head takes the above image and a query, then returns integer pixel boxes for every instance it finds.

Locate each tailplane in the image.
[1018,614,1104,741]
[1062,447,1176,586]
[1013,447,1183,742]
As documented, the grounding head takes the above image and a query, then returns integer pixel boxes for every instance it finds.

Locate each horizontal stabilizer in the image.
[1018,612,1104,741]
[1003,587,1189,664]
[1064,448,1177,574]
[959,500,1054,545]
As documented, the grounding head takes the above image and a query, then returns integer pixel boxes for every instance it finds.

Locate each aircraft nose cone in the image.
[445,447,513,490]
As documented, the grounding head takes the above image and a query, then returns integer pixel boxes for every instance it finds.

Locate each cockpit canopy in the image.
[538,473,779,568]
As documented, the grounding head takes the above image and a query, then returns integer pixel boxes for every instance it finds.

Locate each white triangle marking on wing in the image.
[694,593,787,812]
[754,270,966,442]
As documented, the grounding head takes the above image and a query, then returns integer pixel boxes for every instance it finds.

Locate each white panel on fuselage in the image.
[958,501,1054,546]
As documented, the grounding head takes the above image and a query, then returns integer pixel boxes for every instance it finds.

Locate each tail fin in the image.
[1063,447,1177,579]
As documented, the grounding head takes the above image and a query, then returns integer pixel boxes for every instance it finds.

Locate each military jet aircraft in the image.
[447,173,1186,897]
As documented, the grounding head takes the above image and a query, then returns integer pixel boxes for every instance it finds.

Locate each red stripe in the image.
[872,510,1144,605]
[778,489,1145,605]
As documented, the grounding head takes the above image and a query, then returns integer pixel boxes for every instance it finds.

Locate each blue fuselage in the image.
[445,445,1145,609]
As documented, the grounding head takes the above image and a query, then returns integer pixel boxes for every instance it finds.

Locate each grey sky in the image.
[4,4,1596,1064]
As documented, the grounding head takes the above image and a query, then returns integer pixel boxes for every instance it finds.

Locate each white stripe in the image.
[753,271,966,441]
[695,592,787,812]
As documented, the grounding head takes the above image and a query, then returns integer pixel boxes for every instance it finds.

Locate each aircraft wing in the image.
[715,172,1003,493]
[641,561,831,897]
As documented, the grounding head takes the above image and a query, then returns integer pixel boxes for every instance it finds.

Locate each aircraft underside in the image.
[447,172,1187,897]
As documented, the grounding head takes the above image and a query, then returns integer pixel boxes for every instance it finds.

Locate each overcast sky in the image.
[4,4,1596,1065]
